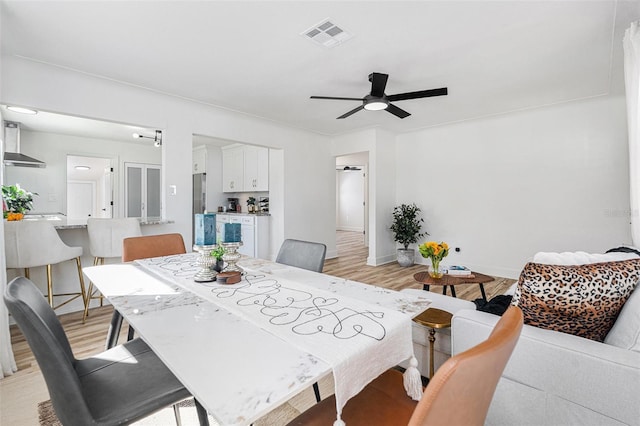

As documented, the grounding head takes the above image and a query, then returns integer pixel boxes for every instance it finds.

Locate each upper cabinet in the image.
[192,146,207,174]
[222,145,269,192]
[243,145,269,192]
[222,146,244,192]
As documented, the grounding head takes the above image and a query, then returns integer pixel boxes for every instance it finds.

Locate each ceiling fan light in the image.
[364,100,388,111]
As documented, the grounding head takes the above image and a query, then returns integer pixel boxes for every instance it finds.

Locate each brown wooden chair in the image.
[287,306,524,426]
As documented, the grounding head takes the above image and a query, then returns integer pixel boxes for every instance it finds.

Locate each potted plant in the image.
[2,184,37,221]
[390,203,427,266]
[210,244,226,272]
[247,197,256,213]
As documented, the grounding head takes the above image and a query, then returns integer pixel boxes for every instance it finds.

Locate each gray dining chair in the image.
[275,238,327,402]
[275,239,327,273]
[4,276,207,426]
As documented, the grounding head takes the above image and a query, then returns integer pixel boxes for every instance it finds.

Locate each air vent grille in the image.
[301,18,352,48]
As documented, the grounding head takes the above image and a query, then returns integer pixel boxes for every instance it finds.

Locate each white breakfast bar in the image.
[83,254,431,426]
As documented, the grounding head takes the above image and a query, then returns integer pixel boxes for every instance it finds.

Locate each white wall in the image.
[396,95,632,278]
[1,55,337,259]
[6,130,161,216]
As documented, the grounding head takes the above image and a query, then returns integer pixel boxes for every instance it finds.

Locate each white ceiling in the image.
[1,1,639,138]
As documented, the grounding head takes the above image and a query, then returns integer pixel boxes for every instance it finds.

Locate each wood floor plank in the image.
[1,231,515,425]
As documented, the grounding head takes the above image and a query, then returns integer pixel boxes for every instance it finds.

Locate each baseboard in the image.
[367,254,397,266]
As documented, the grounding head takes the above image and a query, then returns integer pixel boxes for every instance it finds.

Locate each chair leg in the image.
[46,264,54,308]
[312,382,321,403]
[195,399,210,426]
[75,257,88,313]
[83,282,94,323]
[173,403,183,426]
[106,310,124,350]
[127,325,135,341]
[83,257,103,322]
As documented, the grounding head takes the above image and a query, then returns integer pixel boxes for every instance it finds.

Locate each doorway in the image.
[66,155,113,219]
[335,152,369,258]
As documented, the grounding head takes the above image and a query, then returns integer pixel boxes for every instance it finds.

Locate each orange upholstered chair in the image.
[122,233,186,262]
[287,306,523,426]
[104,233,187,349]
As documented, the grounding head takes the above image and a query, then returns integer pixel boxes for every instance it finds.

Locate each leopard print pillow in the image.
[512,260,640,342]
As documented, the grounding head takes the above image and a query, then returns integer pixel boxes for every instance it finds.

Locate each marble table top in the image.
[83,255,430,425]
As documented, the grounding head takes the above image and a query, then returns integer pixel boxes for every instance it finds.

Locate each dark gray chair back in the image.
[4,277,96,424]
[275,239,327,272]
[6,276,199,426]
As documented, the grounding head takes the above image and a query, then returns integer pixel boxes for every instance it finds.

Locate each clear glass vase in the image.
[429,258,443,279]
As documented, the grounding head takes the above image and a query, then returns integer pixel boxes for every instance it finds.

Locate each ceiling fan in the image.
[310,72,448,119]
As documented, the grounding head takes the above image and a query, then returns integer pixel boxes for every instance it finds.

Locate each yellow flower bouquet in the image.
[419,241,449,278]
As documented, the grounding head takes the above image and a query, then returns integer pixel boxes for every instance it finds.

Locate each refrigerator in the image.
[192,173,206,244]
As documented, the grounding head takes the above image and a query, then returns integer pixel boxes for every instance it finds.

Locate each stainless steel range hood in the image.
[3,121,46,168]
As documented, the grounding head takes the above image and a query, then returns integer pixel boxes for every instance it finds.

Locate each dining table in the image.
[83,253,431,426]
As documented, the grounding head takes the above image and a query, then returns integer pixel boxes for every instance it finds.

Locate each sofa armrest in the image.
[452,309,640,425]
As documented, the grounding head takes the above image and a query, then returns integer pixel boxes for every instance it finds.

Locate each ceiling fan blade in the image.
[387,87,448,102]
[310,96,364,101]
[369,73,389,98]
[386,103,411,119]
[337,105,365,119]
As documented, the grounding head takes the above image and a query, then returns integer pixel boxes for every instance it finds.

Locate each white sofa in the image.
[450,251,640,426]
[452,297,640,425]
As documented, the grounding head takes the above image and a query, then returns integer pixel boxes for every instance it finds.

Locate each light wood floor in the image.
[1,231,515,425]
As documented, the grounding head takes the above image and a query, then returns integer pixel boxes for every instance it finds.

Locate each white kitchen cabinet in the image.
[222,146,244,192]
[222,145,268,192]
[243,145,269,191]
[217,213,269,258]
[192,146,207,174]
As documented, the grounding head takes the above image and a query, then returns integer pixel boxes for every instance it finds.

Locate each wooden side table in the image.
[413,271,494,301]
[413,308,453,378]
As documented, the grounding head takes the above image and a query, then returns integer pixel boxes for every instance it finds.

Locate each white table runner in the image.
[135,254,422,425]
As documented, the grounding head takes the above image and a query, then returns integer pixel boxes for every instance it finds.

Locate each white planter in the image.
[397,248,415,267]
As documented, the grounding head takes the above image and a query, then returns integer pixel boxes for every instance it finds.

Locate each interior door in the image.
[67,181,94,219]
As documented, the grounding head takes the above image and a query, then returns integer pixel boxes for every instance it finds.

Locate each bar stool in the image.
[83,218,142,322]
[4,220,87,313]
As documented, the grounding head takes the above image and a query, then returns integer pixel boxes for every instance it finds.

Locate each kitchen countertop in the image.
[22,213,174,230]
[215,212,271,216]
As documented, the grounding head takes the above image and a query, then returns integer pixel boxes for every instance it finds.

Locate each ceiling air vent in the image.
[301,18,352,48]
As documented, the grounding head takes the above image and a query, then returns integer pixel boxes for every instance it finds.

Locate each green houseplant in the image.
[210,244,226,272]
[390,203,427,266]
[2,184,37,220]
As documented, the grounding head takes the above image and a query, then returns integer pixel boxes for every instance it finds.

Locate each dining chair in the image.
[4,220,87,313]
[104,233,188,349]
[275,239,327,273]
[287,306,524,426]
[275,238,327,402]
[122,232,187,262]
[83,218,142,322]
[4,276,201,426]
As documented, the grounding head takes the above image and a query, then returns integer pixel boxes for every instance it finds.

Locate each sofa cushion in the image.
[533,251,639,265]
[605,286,640,352]
[512,260,640,342]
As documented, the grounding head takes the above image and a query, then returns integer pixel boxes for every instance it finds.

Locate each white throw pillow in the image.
[605,286,640,352]
[533,251,639,265]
